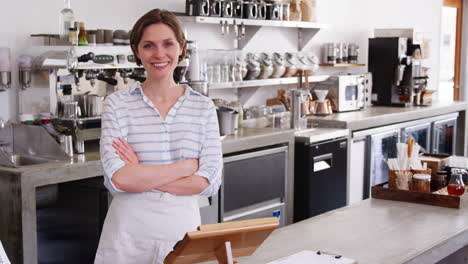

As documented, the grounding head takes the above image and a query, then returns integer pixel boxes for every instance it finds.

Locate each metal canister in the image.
[233,0,243,18]
[59,134,74,157]
[243,0,258,19]
[290,89,309,130]
[223,0,234,17]
[348,43,359,64]
[324,43,337,64]
[257,1,267,19]
[190,80,209,96]
[336,43,344,63]
[341,42,349,63]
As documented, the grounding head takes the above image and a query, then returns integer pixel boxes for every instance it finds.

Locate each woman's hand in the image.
[112,137,139,165]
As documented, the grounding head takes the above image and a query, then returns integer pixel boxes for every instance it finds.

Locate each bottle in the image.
[448,169,465,196]
[78,22,88,46]
[59,0,75,41]
[68,27,78,45]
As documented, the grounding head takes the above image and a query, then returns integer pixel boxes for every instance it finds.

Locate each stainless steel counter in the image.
[309,101,468,131]
[0,127,297,264]
[198,197,468,264]
[236,197,468,264]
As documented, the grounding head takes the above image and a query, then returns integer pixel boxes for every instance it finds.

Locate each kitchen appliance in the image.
[32,45,143,154]
[369,37,423,106]
[294,132,348,221]
[221,145,288,227]
[311,75,365,112]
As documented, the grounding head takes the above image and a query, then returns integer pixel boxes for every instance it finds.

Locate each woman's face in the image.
[136,23,182,81]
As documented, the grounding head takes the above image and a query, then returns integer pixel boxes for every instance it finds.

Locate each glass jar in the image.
[271,52,286,78]
[258,53,273,79]
[296,53,311,72]
[281,52,298,78]
[432,171,448,191]
[412,174,431,193]
[307,53,320,73]
[244,53,261,80]
[448,169,465,196]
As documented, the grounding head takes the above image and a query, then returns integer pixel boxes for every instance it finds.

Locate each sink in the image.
[7,154,61,167]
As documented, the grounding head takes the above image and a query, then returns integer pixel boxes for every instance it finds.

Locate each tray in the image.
[371,183,467,209]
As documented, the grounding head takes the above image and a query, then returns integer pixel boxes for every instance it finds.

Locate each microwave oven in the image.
[311,74,367,112]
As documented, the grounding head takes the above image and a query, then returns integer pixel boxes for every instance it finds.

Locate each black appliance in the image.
[368,37,424,106]
[294,137,348,222]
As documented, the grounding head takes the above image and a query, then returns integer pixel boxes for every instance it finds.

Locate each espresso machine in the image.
[368,37,424,106]
[33,46,144,153]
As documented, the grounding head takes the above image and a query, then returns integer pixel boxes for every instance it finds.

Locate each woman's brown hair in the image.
[130,9,186,66]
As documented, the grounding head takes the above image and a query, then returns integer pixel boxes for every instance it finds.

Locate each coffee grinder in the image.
[368,37,424,106]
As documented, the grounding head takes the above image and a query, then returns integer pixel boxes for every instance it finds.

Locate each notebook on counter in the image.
[0,241,10,264]
[267,250,357,264]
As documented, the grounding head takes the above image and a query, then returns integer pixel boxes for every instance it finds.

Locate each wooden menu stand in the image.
[164,217,279,264]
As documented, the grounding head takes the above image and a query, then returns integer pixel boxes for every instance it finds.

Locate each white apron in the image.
[94,192,200,264]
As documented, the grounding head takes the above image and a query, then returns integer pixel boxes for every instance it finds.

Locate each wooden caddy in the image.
[164,217,279,264]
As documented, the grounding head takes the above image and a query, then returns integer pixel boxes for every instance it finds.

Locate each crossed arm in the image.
[111,138,210,195]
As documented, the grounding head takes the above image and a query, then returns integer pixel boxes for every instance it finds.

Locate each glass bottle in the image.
[78,22,88,46]
[448,169,465,196]
[59,0,75,41]
[68,27,78,45]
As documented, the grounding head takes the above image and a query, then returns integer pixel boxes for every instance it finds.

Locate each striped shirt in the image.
[100,82,223,197]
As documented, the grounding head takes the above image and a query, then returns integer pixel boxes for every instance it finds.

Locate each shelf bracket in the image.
[298,28,320,51]
[237,25,262,50]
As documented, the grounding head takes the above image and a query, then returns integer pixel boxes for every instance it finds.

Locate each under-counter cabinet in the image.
[349,113,459,201]
[37,178,108,264]
[221,145,288,227]
[294,137,348,221]
[432,116,457,155]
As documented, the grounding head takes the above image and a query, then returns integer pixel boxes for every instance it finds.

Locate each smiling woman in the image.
[95,9,223,264]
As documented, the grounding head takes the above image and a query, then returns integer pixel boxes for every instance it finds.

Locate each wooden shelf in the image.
[320,63,366,67]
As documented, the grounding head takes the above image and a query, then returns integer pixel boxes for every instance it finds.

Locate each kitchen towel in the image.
[0,241,11,264]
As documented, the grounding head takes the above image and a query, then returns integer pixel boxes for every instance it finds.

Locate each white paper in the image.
[314,161,331,172]
[267,250,356,264]
[0,241,11,264]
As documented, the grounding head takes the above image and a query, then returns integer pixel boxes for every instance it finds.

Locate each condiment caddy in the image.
[372,138,468,209]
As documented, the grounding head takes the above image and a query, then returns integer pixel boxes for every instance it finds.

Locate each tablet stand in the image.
[164,217,279,264]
